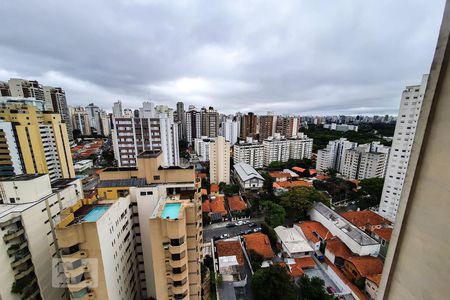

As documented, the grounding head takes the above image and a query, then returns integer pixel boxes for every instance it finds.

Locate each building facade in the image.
[43,86,73,140]
[209,136,230,184]
[379,74,428,222]
[233,138,264,169]
[186,108,202,145]
[72,106,91,136]
[262,134,290,166]
[201,107,220,138]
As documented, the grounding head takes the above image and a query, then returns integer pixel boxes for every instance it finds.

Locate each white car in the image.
[235,221,244,226]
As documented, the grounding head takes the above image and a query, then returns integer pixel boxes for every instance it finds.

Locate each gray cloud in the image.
[0,0,445,115]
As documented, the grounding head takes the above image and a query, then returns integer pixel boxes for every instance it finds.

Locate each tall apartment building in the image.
[194,136,214,162]
[140,101,155,118]
[316,138,358,173]
[233,138,264,169]
[201,106,220,137]
[288,133,313,160]
[112,113,179,167]
[186,107,202,145]
[262,134,290,166]
[209,136,230,184]
[72,106,91,135]
[7,79,45,100]
[56,196,139,300]
[85,103,101,133]
[43,86,73,140]
[275,116,300,138]
[221,118,239,145]
[379,74,428,222]
[97,150,202,299]
[0,102,75,181]
[240,112,257,139]
[339,144,387,180]
[99,110,111,136]
[0,121,23,176]
[259,114,277,141]
[176,101,186,140]
[0,174,83,300]
[113,100,123,118]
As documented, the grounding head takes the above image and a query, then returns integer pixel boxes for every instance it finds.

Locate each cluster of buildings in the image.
[0,149,205,300]
[323,123,359,132]
[299,114,396,128]
[316,138,391,181]
[201,184,248,223]
[71,103,111,136]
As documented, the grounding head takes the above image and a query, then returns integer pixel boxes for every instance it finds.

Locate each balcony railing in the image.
[67,278,93,292]
[61,249,88,263]
[11,252,31,268]
[70,287,95,299]
[7,240,28,255]
[14,265,34,280]
[3,228,25,242]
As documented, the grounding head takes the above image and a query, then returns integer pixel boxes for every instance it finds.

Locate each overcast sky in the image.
[0,0,445,115]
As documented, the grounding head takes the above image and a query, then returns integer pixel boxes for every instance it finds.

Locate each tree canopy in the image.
[252,265,296,300]
[280,186,330,219]
[262,201,286,227]
[297,276,334,300]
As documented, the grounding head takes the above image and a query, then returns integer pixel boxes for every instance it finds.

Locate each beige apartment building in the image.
[98,150,203,299]
[0,174,83,300]
[209,136,230,184]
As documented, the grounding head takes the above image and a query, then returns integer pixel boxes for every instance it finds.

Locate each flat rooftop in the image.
[314,202,378,246]
[97,178,147,188]
[51,178,79,190]
[137,150,162,158]
[67,203,111,226]
[0,174,45,182]
[102,167,138,172]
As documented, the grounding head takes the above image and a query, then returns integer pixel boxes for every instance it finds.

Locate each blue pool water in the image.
[161,203,182,219]
[83,206,110,222]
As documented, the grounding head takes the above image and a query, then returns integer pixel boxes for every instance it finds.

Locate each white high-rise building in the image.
[379,74,428,222]
[0,174,83,300]
[113,100,123,118]
[209,136,230,184]
[316,138,358,173]
[194,136,214,162]
[233,138,264,169]
[288,133,313,160]
[262,133,290,166]
[140,101,155,118]
[85,103,101,132]
[221,118,239,145]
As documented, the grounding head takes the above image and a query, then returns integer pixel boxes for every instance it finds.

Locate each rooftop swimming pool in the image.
[161,203,182,219]
[83,206,110,222]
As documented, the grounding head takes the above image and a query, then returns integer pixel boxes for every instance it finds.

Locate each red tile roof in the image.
[309,169,317,175]
[227,195,247,212]
[210,196,227,216]
[315,174,329,181]
[294,256,316,269]
[243,233,274,259]
[325,238,352,258]
[202,200,211,213]
[269,171,291,178]
[210,184,219,193]
[201,188,208,195]
[325,257,368,300]
[216,240,245,265]
[345,256,384,277]
[298,221,333,243]
[292,166,306,173]
[273,180,313,189]
[341,211,392,229]
[373,228,393,241]
[198,173,207,179]
[366,274,382,286]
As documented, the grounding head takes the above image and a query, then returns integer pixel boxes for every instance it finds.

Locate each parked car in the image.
[243,220,250,225]
[219,233,230,239]
[235,220,245,226]
[244,229,253,235]
[248,222,256,227]
[326,286,336,294]
[226,223,236,228]
[253,227,262,233]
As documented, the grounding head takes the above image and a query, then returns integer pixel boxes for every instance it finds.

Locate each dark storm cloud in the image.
[0,0,445,115]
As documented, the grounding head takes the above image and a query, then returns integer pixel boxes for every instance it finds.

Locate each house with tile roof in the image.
[340,210,392,233]
[365,273,382,300]
[243,233,274,259]
[233,162,264,191]
[210,183,220,196]
[227,195,247,212]
[216,239,247,283]
[273,180,313,195]
[274,226,314,258]
[324,237,352,267]
[209,196,227,222]
[342,256,384,282]
[268,171,292,182]
[372,227,392,258]
[297,221,333,250]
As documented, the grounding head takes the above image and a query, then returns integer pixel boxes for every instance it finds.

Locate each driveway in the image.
[203,217,264,241]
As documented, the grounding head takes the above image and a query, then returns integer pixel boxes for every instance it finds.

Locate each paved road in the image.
[203,217,264,241]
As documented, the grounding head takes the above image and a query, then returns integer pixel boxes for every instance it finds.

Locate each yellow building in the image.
[98,150,203,299]
[0,103,74,180]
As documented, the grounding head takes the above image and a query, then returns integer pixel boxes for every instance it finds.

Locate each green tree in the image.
[359,177,384,203]
[261,172,275,196]
[261,222,278,251]
[222,184,240,196]
[248,250,265,272]
[280,186,329,219]
[252,265,296,300]
[262,201,286,227]
[298,276,334,300]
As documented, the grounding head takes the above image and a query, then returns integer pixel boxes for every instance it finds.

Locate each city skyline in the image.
[0,1,445,115]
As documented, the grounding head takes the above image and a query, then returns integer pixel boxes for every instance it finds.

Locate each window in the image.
[140,191,146,196]
[153,175,160,180]
[9,198,15,204]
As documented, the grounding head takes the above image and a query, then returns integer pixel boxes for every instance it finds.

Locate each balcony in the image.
[170,268,188,281]
[3,228,25,242]
[22,288,40,300]
[67,278,93,292]
[61,249,88,263]
[70,287,95,300]
[11,252,31,268]
[7,240,28,255]
[14,265,34,280]
[65,262,89,279]
[0,216,20,227]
